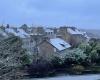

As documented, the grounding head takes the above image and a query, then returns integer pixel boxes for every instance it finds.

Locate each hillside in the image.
[81,29,100,39]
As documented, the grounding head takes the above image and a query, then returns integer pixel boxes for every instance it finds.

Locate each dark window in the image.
[60,44,65,47]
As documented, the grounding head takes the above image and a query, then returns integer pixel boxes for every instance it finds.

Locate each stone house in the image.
[36,38,71,57]
[22,33,45,55]
[44,28,56,39]
[31,27,45,35]
[57,27,71,42]
[58,26,88,47]
[67,27,88,47]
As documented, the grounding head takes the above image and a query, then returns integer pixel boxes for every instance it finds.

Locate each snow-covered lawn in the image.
[26,74,100,80]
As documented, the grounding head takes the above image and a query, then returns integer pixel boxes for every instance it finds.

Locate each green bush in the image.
[64,48,87,64]
[51,56,63,68]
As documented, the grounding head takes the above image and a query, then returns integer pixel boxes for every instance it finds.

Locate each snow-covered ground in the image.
[26,74,100,80]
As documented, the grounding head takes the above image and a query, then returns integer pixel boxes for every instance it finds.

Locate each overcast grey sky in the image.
[0,0,100,29]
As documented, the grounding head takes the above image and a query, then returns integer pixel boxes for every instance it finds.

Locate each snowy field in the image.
[25,74,100,80]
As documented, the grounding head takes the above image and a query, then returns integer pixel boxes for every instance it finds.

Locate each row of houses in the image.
[0,24,89,55]
[21,26,89,55]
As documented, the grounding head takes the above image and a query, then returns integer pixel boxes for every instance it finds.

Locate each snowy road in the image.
[26,74,100,80]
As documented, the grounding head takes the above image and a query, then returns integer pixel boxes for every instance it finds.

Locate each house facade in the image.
[57,27,88,47]
[37,38,71,57]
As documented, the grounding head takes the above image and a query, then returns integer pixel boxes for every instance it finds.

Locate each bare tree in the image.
[0,36,29,80]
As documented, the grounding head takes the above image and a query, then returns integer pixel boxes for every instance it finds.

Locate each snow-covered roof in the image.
[67,28,84,35]
[67,28,90,40]
[29,33,43,36]
[5,28,17,35]
[16,29,30,38]
[0,29,8,37]
[50,38,71,51]
[45,28,54,33]
[5,28,30,38]
[84,33,90,40]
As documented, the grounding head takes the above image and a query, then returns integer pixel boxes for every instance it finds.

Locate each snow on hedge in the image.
[64,48,87,60]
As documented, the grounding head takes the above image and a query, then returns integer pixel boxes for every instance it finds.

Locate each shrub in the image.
[51,56,63,69]
[71,65,85,74]
[64,48,87,64]
[28,55,53,77]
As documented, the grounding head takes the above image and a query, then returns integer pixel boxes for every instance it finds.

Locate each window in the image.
[60,44,65,47]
